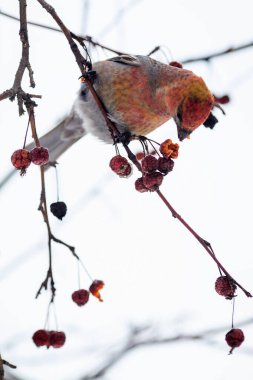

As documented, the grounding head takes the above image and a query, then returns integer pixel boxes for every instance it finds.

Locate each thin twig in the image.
[36,0,87,72]
[155,189,252,298]
[0,2,40,114]
[0,9,127,56]
[25,104,81,301]
[0,354,17,380]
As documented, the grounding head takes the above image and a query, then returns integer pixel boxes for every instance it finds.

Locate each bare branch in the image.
[0,2,40,114]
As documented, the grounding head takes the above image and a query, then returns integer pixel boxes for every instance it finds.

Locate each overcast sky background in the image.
[0,1,253,379]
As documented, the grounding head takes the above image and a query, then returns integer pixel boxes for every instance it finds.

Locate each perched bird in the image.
[37,54,214,162]
[0,54,215,188]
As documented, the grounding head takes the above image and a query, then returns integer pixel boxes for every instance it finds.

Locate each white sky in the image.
[0,0,253,379]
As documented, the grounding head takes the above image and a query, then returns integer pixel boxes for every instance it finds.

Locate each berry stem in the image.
[26,103,40,147]
[156,189,252,298]
[231,297,235,328]
[54,165,60,202]
[22,111,31,149]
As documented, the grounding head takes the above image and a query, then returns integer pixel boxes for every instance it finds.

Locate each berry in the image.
[169,61,183,69]
[143,172,163,191]
[225,328,244,354]
[158,157,174,174]
[160,139,179,159]
[141,155,159,173]
[213,94,230,104]
[118,163,132,178]
[215,276,236,299]
[50,201,67,220]
[30,146,49,165]
[89,280,104,302]
[32,329,50,347]
[49,331,66,348]
[109,155,129,175]
[135,152,145,161]
[135,177,148,193]
[11,149,31,175]
[72,289,90,306]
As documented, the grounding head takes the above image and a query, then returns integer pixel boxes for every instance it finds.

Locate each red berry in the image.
[118,163,132,177]
[225,328,244,354]
[141,155,159,173]
[143,172,163,190]
[213,94,230,104]
[135,152,145,161]
[30,146,49,165]
[158,157,174,174]
[215,276,236,299]
[169,61,183,69]
[32,329,50,347]
[11,149,31,175]
[89,280,104,302]
[72,289,90,306]
[109,155,128,174]
[49,331,66,348]
[135,177,148,193]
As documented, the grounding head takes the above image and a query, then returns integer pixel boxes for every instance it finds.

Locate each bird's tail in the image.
[0,111,86,189]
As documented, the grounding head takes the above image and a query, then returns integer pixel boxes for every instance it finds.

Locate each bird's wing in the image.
[107,54,141,66]
[27,108,86,164]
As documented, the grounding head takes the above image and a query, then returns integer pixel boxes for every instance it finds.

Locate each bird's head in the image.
[173,76,214,141]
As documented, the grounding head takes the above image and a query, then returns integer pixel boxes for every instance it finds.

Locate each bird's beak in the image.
[174,114,191,141]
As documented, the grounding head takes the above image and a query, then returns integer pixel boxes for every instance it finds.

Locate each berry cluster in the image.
[109,139,179,193]
[72,280,104,306]
[135,139,178,192]
[32,330,66,349]
[11,146,49,175]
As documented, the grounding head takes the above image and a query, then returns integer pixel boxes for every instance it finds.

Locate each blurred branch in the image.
[0,354,17,380]
[0,9,126,56]
[80,317,253,379]
[97,0,144,38]
[3,8,253,63]
[182,41,253,64]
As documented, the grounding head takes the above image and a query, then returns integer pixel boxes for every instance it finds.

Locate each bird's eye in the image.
[176,109,182,123]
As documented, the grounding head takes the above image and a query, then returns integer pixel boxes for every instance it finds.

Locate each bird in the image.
[35,54,215,163]
[1,54,215,188]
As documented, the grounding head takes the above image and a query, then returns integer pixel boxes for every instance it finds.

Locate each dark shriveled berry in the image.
[50,201,67,220]
[72,289,90,306]
[225,328,244,354]
[32,329,50,347]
